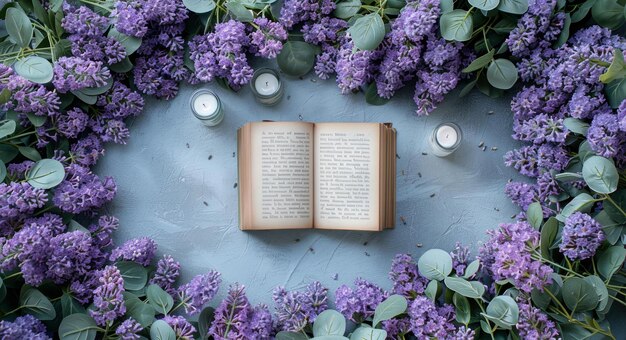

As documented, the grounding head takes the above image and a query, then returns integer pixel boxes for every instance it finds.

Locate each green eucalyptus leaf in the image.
[497,0,528,14]
[482,296,519,329]
[592,0,624,30]
[6,7,32,48]
[599,49,626,84]
[562,277,598,312]
[424,280,439,301]
[604,190,626,223]
[440,0,454,13]
[372,295,407,327]
[58,313,98,340]
[365,82,390,105]
[107,27,142,55]
[582,156,619,194]
[18,146,41,161]
[60,293,85,317]
[146,284,174,315]
[334,0,360,19]
[540,217,559,259]
[27,112,47,127]
[452,292,470,324]
[110,57,134,73]
[0,277,6,303]
[53,39,72,59]
[563,118,589,135]
[0,160,6,182]
[349,327,386,340]
[313,309,346,337]
[459,79,477,97]
[526,201,543,230]
[78,77,114,96]
[554,13,570,48]
[198,307,215,339]
[348,13,385,50]
[440,9,473,42]
[225,1,253,22]
[71,89,97,105]
[444,277,485,299]
[597,246,626,280]
[277,41,315,77]
[26,158,65,189]
[560,323,593,339]
[0,88,11,105]
[604,77,626,108]
[462,49,495,73]
[183,0,216,13]
[276,331,309,340]
[14,56,53,84]
[20,286,56,320]
[0,145,19,163]
[571,0,595,23]
[123,292,155,327]
[150,319,176,340]
[583,275,609,312]
[0,120,16,139]
[469,0,499,11]
[578,140,596,162]
[556,193,595,222]
[486,58,518,89]
[596,211,623,245]
[417,249,453,281]
[116,261,148,291]
[463,259,480,279]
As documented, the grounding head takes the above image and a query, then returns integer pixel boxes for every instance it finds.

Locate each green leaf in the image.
[526,201,543,229]
[58,313,98,340]
[146,284,174,315]
[107,27,142,55]
[459,79,477,97]
[578,140,596,162]
[14,56,53,84]
[462,49,495,73]
[116,261,148,291]
[334,0,361,19]
[554,13,571,48]
[562,277,599,312]
[183,0,216,13]
[225,1,253,22]
[424,280,439,301]
[276,331,309,340]
[197,307,215,339]
[556,193,595,222]
[20,286,56,320]
[313,310,346,337]
[469,0,499,10]
[582,156,619,194]
[497,0,528,14]
[150,319,176,340]
[0,277,6,303]
[597,246,626,280]
[0,145,19,163]
[463,259,480,279]
[0,120,17,139]
[599,49,626,84]
[417,249,453,281]
[349,327,387,340]
[555,172,583,182]
[53,39,72,59]
[32,0,49,25]
[0,160,6,183]
[27,112,47,127]
[110,57,134,73]
[0,88,11,105]
[486,58,518,89]
[123,292,155,327]
[482,296,519,329]
[540,217,559,259]
[592,0,625,30]
[26,159,65,189]
[78,77,113,96]
[372,295,407,327]
[277,41,316,77]
[604,190,626,223]
[583,275,609,312]
[452,293,470,324]
[444,277,485,299]
[348,13,385,50]
[571,0,595,23]
[6,7,33,48]
[440,9,473,42]
[604,77,626,108]
[18,146,41,161]
[60,294,85,317]
[440,0,454,13]
[563,117,589,135]
[365,82,390,105]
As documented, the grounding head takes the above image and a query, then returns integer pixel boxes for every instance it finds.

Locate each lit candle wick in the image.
[265,81,269,87]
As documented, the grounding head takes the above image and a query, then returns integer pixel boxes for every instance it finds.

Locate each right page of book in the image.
[314,123,380,230]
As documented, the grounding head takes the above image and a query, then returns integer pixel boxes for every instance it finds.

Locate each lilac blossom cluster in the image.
[560,212,605,260]
[506,0,565,58]
[388,253,428,297]
[0,315,50,339]
[516,298,560,339]
[209,284,273,339]
[335,278,388,322]
[272,281,329,332]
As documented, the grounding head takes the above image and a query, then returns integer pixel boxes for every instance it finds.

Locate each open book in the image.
[237,122,396,231]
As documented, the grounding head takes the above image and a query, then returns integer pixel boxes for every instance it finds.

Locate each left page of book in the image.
[246,122,314,229]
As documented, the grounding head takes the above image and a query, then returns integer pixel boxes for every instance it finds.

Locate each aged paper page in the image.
[250,122,314,229]
[314,123,380,230]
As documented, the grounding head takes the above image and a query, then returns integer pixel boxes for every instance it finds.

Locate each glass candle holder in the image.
[190,89,224,126]
[429,122,462,157]
[250,68,284,106]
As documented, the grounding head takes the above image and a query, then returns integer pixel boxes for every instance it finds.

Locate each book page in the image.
[314,123,380,230]
[249,122,314,229]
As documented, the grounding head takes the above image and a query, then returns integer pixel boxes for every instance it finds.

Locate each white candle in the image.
[192,92,219,117]
[436,125,458,148]
[430,123,462,157]
[254,72,280,96]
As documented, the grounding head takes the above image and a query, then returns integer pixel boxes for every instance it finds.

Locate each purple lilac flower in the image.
[62,5,108,37]
[382,317,411,340]
[280,0,335,29]
[116,318,143,340]
[3,72,60,117]
[97,82,144,119]
[560,212,605,261]
[71,134,105,167]
[452,326,476,340]
[250,304,273,339]
[6,160,34,180]
[303,17,346,45]
[150,254,180,294]
[90,265,126,326]
[514,114,568,144]
[273,281,329,331]
[110,237,156,266]
[407,296,456,338]
[537,144,570,172]
[314,46,339,80]
[335,278,387,322]
[450,242,470,276]
[47,231,94,284]
[68,34,127,65]
[536,172,561,203]
[506,0,564,58]
[56,107,89,138]
[133,48,188,99]
[567,85,606,119]
[112,1,148,38]
[0,182,48,219]
[53,57,111,93]
[587,113,625,158]
[209,284,252,339]
[505,182,538,212]
[335,37,378,94]
[505,145,541,177]
[70,272,101,304]
[388,254,428,297]
[478,221,553,293]
[163,315,196,339]
[618,99,626,132]
[89,215,120,248]
[516,299,560,339]
[0,315,50,340]
[53,164,116,214]
[248,18,287,59]
[90,118,130,144]
[177,270,222,315]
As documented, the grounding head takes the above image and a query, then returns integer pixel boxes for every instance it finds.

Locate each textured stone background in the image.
[96,69,532,302]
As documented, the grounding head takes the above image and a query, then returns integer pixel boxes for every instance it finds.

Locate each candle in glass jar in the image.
[190,89,224,126]
[250,68,283,105]
[430,122,462,157]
